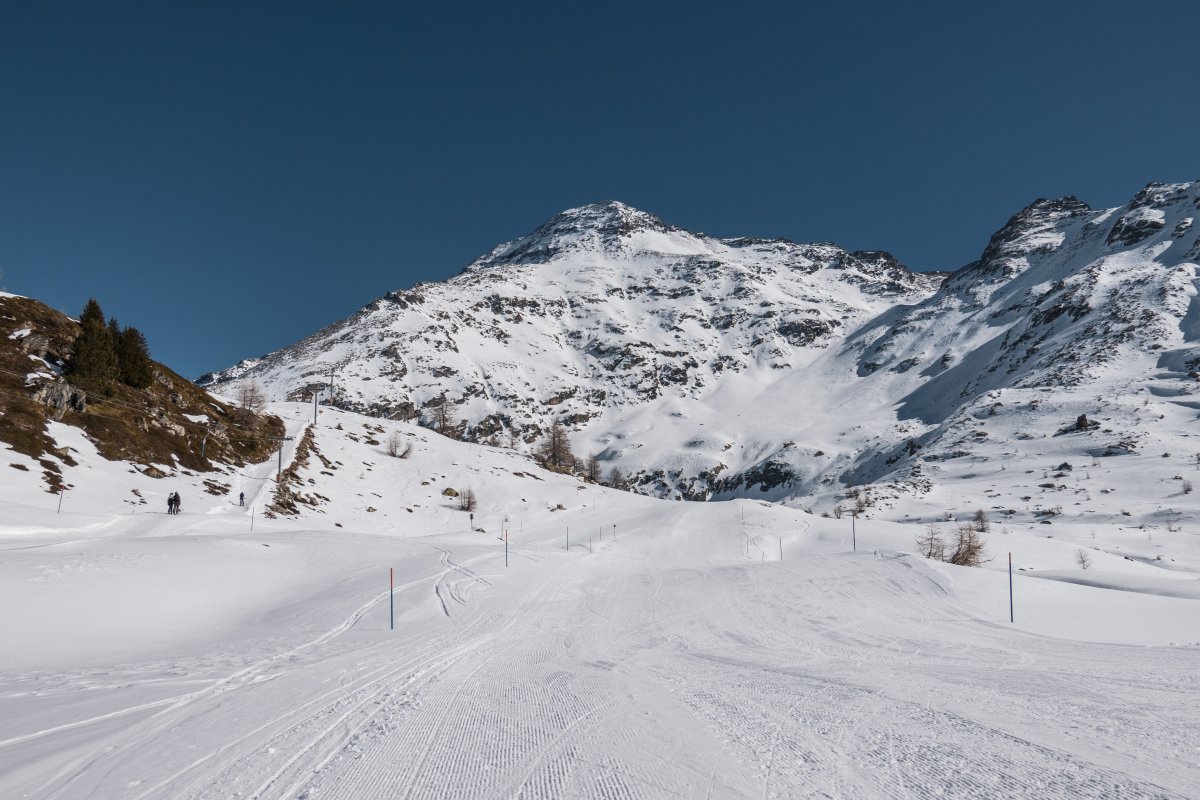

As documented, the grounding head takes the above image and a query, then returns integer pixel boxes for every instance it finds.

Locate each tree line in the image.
[66,298,154,392]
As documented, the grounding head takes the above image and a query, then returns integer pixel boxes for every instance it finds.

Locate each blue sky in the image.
[1,1,1197,378]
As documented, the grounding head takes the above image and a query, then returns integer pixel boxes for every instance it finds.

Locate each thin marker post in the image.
[851,513,857,552]
[56,486,65,514]
[390,567,394,631]
[1008,552,1014,623]
[779,537,783,561]
[505,529,508,567]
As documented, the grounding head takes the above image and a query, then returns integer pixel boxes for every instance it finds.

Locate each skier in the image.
[174,493,182,515]
[239,491,245,507]
[167,493,174,515]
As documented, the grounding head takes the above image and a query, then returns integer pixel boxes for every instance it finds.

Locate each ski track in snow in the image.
[14,543,1192,799]
[2,409,1199,799]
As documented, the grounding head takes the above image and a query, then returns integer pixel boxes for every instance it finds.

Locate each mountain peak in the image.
[554,200,668,231]
[470,201,681,268]
[969,195,1093,273]
[1105,180,1200,247]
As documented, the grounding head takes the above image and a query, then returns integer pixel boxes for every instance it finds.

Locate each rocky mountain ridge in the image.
[201,183,1200,508]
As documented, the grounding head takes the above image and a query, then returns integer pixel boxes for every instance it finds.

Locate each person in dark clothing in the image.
[239,491,245,507]
[167,493,174,515]
[173,493,182,514]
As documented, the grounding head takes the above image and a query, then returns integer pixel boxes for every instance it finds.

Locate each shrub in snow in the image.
[386,431,412,458]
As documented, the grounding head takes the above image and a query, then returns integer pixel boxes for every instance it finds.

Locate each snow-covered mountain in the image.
[201,183,1200,505]
[10,188,1200,800]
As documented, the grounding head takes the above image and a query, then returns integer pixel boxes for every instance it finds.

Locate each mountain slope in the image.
[199,202,940,494]
[0,292,283,493]
[201,183,1200,507]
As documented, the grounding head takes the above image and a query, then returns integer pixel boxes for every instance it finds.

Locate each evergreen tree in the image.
[67,299,118,391]
[117,326,154,388]
[535,420,575,472]
[106,317,122,359]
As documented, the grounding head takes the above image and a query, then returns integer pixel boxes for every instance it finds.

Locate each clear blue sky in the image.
[1,1,1197,378]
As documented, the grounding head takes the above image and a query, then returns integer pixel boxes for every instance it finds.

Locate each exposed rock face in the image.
[31,378,86,418]
[202,182,1200,503]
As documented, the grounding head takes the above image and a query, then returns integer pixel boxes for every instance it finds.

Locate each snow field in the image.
[1,403,1198,798]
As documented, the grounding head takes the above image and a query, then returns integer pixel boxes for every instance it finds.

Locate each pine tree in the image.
[67,299,118,391]
[106,317,122,365]
[117,326,154,388]
[536,420,575,472]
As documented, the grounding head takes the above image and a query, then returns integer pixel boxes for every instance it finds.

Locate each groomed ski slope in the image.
[1,405,1198,799]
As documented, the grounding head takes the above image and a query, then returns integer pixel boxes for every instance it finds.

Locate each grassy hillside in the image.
[0,293,283,491]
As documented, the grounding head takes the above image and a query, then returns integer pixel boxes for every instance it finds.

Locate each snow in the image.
[182,413,208,424]
[6,184,1200,796]
[1,402,1197,798]
[8,328,31,339]
[198,183,1200,513]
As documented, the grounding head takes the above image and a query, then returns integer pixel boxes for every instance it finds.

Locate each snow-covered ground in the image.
[2,404,1199,798]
